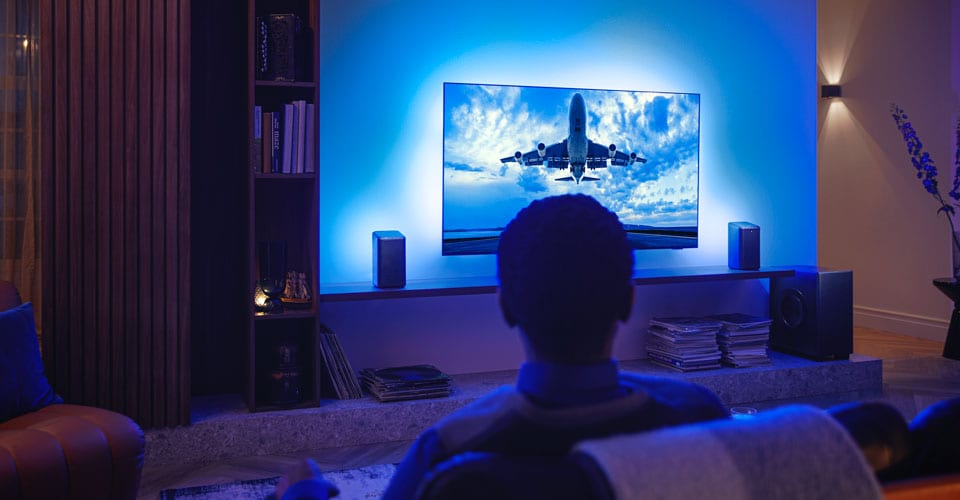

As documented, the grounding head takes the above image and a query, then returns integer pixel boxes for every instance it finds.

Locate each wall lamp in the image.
[821,85,842,99]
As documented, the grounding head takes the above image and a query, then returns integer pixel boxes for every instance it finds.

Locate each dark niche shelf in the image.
[317,265,796,302]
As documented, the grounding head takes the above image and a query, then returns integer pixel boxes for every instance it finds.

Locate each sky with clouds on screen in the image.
[443,83,700,231]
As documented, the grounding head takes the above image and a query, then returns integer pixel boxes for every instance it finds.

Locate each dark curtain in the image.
[0,0,41,331]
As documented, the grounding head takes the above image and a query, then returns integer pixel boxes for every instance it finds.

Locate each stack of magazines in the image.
[359,364,452,402]
[708,313,773,368]
[646,317,723,371]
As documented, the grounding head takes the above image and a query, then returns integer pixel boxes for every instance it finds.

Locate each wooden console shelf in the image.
[318,265,796,302]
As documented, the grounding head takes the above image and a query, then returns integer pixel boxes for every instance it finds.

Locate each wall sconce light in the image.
[821,85,842,99]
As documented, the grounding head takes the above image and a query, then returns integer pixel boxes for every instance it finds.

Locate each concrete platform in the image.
[144,352,881,468]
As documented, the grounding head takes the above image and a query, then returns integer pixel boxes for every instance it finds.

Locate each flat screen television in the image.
[442,82,700,255]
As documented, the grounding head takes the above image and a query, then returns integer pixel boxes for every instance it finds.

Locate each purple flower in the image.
[891,104,954,211]
[892,104,960,277]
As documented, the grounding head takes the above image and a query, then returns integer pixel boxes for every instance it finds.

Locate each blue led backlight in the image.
[318,0,816,285]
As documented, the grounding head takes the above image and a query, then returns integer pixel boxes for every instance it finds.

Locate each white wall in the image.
[318,0,816,372]
[818,0,959,341]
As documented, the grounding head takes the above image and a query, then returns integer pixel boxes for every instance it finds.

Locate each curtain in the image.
[0,0,40,329]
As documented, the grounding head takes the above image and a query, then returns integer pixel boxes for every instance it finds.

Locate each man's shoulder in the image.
[618,371,726,415]
[431,386,521,445]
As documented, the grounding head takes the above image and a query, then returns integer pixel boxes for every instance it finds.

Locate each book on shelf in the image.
[271,112,281,173]
[251,105,263,172]
[266,13,301,82]
[281,103,295,173]
[290,102,300,173]
[294,100,306,173]
[254,17,268,80]
[256,100,315,176]
[304,103,316,173]
[262,111,273,173]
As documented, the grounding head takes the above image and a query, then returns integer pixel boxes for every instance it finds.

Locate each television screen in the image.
[442,83,700,255]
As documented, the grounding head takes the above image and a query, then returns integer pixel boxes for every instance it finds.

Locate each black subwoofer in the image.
[770,267,853,360]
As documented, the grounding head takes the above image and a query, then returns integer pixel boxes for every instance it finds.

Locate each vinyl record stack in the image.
[359,364,452,402]
[646,317,723,371]
[318,324,363,399]
[708,313,773,368]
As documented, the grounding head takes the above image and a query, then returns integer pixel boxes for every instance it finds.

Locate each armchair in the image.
[0,280,145,499]
[419,404,960,500]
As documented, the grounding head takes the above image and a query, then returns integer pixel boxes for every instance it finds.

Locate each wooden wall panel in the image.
[40,0,191,428]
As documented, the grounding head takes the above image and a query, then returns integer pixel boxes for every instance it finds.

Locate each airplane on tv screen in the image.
[500,92,647,184]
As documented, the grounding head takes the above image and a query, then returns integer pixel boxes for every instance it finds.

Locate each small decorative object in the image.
[269,337,301,405]
[254,16,268,80]
[266,13,301,81]
[892,104,960,360]
[890,104,960,280]
[257,240,286,314]
[281,270,312,308]
[253,282,270,313]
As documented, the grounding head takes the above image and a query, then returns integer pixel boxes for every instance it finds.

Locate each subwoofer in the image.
[770,266,853,360]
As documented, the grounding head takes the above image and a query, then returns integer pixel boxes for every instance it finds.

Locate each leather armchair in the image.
[0,281,145,499]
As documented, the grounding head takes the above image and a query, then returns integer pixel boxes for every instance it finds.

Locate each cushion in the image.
[0,302,62,422]
[574,404,883,500]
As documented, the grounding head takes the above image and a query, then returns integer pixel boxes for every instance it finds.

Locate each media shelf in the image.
[255,80,317,89]
[318,265,796,302]
[254,309,316,321]
[245,0,320,412]
[253,172,316,180]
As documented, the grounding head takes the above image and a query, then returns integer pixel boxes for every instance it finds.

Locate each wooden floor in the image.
[852,328,945,360]
[137,327,955,499]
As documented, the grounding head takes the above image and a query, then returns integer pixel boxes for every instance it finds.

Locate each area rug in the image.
[158,463,397,500]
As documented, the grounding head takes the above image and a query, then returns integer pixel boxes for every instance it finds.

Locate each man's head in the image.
[497,194,634,364]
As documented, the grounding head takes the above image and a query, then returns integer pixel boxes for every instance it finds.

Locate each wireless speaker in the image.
[373,231,406,289]
[728,222,760,270]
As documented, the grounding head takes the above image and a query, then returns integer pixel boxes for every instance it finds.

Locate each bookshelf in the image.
[246,0,320,412]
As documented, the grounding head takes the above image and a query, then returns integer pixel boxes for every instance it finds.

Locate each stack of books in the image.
[708,313,773,368]
[646,317,723,371]
[359,364,452,402]
[319,324,363,399]
[254,102,316,175]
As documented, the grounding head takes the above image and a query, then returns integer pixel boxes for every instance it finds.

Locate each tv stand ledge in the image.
[318,265,795,302]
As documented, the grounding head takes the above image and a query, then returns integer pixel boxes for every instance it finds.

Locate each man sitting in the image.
[379,194,728,498]
[278,194,729,499]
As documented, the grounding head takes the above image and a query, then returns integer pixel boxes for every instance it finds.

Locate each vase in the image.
[953,229,960,282]
[931,278,960,360]
[257,240,286,314]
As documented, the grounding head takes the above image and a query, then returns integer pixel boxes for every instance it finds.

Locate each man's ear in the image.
[498,290,518,327]
[618,285,634,322]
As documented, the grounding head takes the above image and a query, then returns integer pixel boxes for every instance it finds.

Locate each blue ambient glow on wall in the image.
[318,0,816,285]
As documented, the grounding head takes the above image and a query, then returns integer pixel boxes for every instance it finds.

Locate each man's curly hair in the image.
[497,194,634,363]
